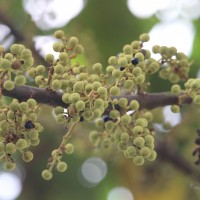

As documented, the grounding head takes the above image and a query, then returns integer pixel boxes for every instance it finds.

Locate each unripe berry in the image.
[1,58,11,69]
[4,161,16,171]
[131,41,140,49]
[117,141,127,151]
[118,57,127,66]
[53,42,63,52]
[27,98,37,108]
[57,161,68,172]
[106,65,115,74]
[126,146,137,158]
[92,63,102,73]
[89,130,99,143]
[108,56,117,65]
[0,142,5,153]
[139,33,150,42]
[112,69,122,79]
[6,143,16,154]
[14,75,26,86]
[132,126,143,134]
[135,118,148,127]
[22,151,34,162]
[69,36,78,48]
[132,67,142,76]
[28,130,39,140]
[19,102,29,113]
[135,52,144,61]
[133,156,144,166]
[135,74,145,84]
[130,100,139,110]
[171,105,180,113]
[120,114,132,125]
[123,44,132,54]
[54,30,64,39]
[16,138,28,149]
[118,98,128,108]
[10,44,21,54]
[121,132,129,143]
[97,87,107,96]
[144,135,154,145]
[140,147,151,158]
[45,54,54,63]
[75,100,85,112]
[152,45,160,54]
[109,86,120,96]
[124,80,134,89]
[109,109,120,119]
[3,80,14,90]
[74,45,84,54]
[133,137,145,147]
[21,49,32,59]
[171,84,181,94]
[42,170,53,180]
[65,143,74,154]
[147,150,157,161]
[52,79,61,90]
[69,93,80,103]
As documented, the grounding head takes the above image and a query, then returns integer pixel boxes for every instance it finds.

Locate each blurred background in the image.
[0,0,200,199]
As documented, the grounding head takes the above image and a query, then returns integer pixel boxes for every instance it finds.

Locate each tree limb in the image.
[1,84,193,110]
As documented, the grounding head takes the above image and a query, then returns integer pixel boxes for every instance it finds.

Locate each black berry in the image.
[25,121,35,129]
[131,58,139,65]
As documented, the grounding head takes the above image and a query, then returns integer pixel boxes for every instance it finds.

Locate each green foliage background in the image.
[0,0,200,200]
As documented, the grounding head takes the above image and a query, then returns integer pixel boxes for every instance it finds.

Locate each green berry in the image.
[21,49,32,59]
[53,42,63,52]
[54,30,64,39]
[139,33,150,42]
[121,132,129,143]
[143,112,153,122]
[109,86,120,96]
[14,75,26,86]
[89,130,99,143]
[135,52,144,61]
[42,169,53,180]
[92,81,102,90]
[27,98,37,108]
[125,146,137,158]
[75,100,85,112]
[3,80,14,90]
[28,130,39,140]
[132,126,143,134]
[10,44,21,54]
[22,151,34,162]
[16,138,28,149]
[118,57,128,66]
[52,79,61,90]
[69,93,80,103]
[108,56,117,65]
[109,109,120,119]
[19,102,29,112]
[57,161,68,172]
[92,63,102,73]
[69,36,78,48]
[133,156,144,166]
[144,135,154,145]
[123,44,132,54]
[130,100,139,110]
[133,137,145,147]
[147,150,157,161]
[120,114,132,125]
[5,143,16,154]
[118,98,128,108]
[0,142,5,153]
[135,118,148,127]
[45,54,54,63]
[171,105,180,113]
[132,67,142,76]
[105,121,114,131]
[1,58,11,69]
[97,87,107,96]
[171,84,181,94]
[135,74,145,84]
[131,41,140,49]
[94,99,104,108]
[106,65,115,74]
[4,161,16,171]
[65,143,74,154]
[124,80,134,89]
[74,45,84,54]
[140,147,151,158]
[112,69,122,79]
[152,45,160,54]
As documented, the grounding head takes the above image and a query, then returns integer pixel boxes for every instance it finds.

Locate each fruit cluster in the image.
[0,98,43,171]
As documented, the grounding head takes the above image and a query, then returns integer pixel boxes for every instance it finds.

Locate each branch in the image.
[1,85,193,110]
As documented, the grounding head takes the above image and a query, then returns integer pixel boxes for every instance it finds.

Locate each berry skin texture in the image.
[147,150,157,161]
[42,170,53,180]
[171,84,181,94]
[16,138,28,149]
[131,58,139,65]
[6,143,16,154]
[65,143,75,154]
[4,161,16,171]
[133,156,144,166]
[3,80,14,90]
[57,162,68,172]
[130,100,139,110]
[22,151,34,162]
[139,33,150,42]
[133,137,145,147]
[109,86,120,96]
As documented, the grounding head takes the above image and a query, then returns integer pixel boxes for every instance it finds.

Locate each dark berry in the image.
[119,66,125,71]
[140,49,146,56]
[131,58,139,65]
[25,121,35,129]
[102,115,111,122]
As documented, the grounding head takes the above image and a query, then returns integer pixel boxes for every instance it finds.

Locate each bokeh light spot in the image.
[107,187,134,200]
[0,172,22,200]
